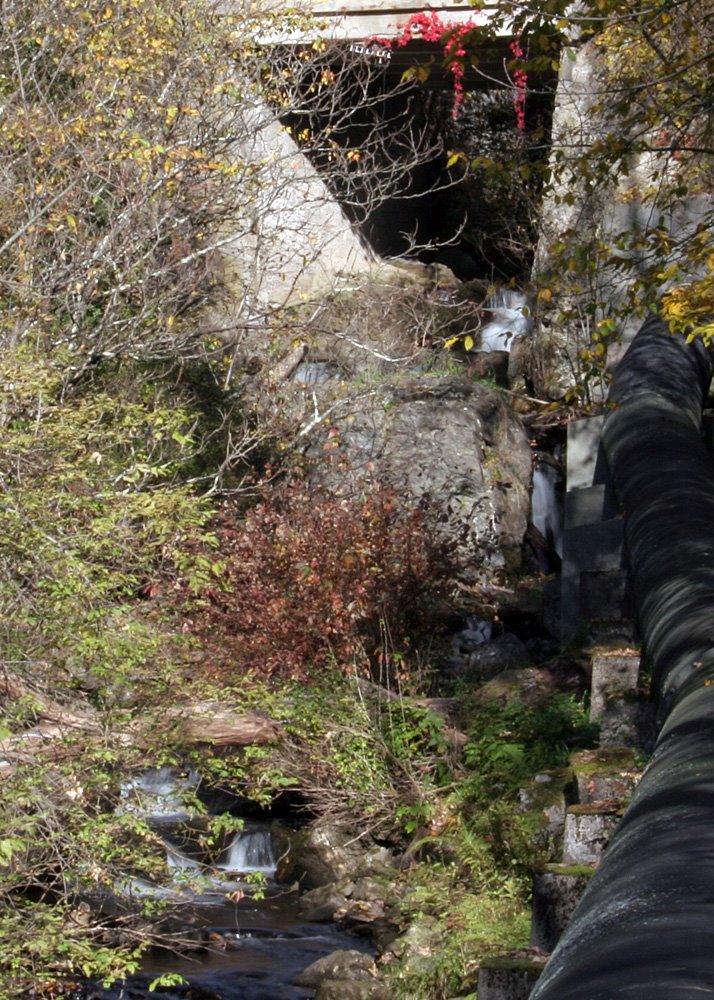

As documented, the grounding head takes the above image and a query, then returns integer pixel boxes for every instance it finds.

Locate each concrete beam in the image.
[309,1,504,41]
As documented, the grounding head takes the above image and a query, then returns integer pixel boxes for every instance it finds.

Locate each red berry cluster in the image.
[509,38,528,131]
[371,10,482,119]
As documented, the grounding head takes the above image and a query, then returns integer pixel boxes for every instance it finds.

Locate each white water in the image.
[118,766,200,818]
[218,827,276,876]
[531,461,563,559]
[478,288,532,352]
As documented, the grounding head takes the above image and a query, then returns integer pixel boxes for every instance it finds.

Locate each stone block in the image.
[560,520,625,641]
[561,520,625,578]
[579,570,631,622]
[564,483,618,530]
[589,652,641,720]
[562,805,621,864]
[477,958,544,1000]
[570,747,640,804]
[531,864,595,951]
[598,698,643,747]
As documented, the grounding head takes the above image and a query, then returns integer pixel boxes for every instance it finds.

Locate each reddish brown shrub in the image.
[191,482,455,682]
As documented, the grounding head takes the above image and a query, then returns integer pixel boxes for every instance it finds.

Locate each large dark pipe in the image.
[531,314,714,999]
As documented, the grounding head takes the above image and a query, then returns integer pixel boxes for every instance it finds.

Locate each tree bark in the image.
[531,314,714,999]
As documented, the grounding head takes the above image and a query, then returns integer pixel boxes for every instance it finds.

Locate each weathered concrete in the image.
[478,959,543,1000]
[589,652,641,722]
[219,96,375,310]
[570,747,641,805]
[564,484,618,530]
[565,416,609,492]
[277,2,507,43]
[561,804,620,865]
[531,865,594,952]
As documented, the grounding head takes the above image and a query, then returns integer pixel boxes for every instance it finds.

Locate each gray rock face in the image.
[304,375,532,585]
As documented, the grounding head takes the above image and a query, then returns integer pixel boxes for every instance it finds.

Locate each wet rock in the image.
[275,822,397,891]
[315,982,388,1000]
[298,883,349,922]
[293,948,377,988]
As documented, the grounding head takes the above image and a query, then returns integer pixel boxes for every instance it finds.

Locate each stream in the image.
[95,772,373,1000]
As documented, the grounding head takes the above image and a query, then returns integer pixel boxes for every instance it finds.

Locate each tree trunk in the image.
[531,314,714,999]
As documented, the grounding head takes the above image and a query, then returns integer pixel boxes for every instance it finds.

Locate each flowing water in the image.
[101,884,371,999]
[531,459,563,570]
[478,288,532,352]
[100,775,373,999]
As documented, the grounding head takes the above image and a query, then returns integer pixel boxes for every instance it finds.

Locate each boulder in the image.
[303,375,532,586]
[315,982,386,1000]
[298,883,349,922]
[293,949,376,988]
[275,821,379,890]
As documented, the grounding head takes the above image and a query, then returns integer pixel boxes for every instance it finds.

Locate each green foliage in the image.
[0,747,173,997]
[0,0,287,363]
[461,692,598,799]
[0,349,215,701]
[387,856,530,999]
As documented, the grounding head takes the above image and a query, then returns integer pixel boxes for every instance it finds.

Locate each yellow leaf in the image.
[66,214,77,232]
[463,335,475,351]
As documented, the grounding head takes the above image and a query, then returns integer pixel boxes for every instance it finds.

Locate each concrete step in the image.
[589,648,646,746]
[476,955,545,1000]
[564,483,618,530]
[570,747,641,805]
[561,803,622,865]
[531,863,596,952]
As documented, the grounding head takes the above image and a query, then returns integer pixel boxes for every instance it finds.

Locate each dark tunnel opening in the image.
[275,38,557,282]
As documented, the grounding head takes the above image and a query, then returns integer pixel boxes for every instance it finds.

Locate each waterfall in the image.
[217,826,276,876]
[531,459,563,564]
[478,288,531,352]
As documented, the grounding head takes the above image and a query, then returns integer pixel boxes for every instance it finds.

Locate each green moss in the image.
[543,862,597,879]
[570,746,641,775]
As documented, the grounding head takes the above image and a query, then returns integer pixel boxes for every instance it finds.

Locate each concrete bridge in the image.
[309,1,505,40]
[263,1,518,89]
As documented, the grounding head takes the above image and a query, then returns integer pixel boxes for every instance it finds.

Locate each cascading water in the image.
[101,770,371,1000]
[118,766,200,818]
[531,456,564,571]
[218,825,276,876]
[478,287,531,352]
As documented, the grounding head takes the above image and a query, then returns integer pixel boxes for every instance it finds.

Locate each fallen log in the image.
[0,677,283,772]
[531,313,714,999]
